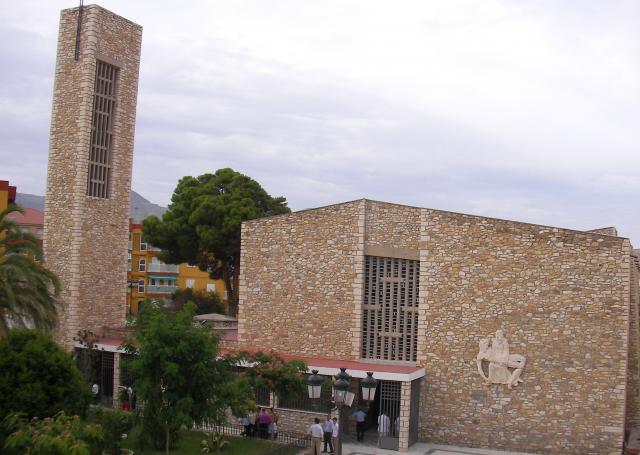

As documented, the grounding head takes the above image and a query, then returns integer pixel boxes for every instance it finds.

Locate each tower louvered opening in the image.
[87,60,118,198]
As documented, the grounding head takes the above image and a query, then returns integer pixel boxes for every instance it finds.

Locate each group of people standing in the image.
[238,407,279,440]
[308,415,339,455]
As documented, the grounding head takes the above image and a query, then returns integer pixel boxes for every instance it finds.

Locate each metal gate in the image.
[409,379,421,446]
[378,380,401,450]
[99,351,114,406]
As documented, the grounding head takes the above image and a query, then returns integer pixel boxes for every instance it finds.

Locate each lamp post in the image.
[307,368,377,455]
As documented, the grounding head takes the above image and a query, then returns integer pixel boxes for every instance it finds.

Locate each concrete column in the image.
[398,380,412,452]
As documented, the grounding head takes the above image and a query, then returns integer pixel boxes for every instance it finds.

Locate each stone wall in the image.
[626,252,640,430]
[44,5,142,349]
[417,209,632,455]
[238,199,638,454]
[238,200,365,360]
[274,408,327,434]
[364,200,420,250]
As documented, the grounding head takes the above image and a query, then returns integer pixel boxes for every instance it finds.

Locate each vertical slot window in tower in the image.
[87,60,118,198]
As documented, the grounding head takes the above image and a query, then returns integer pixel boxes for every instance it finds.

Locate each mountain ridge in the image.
[15,191,167,222]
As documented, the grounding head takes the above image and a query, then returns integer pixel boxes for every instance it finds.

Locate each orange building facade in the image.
[127,222,227,315]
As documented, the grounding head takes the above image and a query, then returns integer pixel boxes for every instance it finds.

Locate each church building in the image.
[236,199,640,455]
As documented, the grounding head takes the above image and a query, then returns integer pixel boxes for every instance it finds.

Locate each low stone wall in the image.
[275,408,327,434]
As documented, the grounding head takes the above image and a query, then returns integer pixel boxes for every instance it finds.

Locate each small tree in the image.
[0,330,91,421]
[170,288,224,315]
[125,302,246,453]
[73,330,102,386]
[143,168,291,316]
[235,351,307,402]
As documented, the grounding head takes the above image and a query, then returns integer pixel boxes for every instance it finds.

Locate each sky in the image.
[1,1,639,242]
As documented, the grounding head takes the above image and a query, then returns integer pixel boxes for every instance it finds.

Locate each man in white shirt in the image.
[377,413,391,446]
[309,418,323,455]
[331,417,339,454]
[322,415,334,453]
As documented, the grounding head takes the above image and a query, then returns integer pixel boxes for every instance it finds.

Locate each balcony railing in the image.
[146,285,177,294]
[148,263,179,273]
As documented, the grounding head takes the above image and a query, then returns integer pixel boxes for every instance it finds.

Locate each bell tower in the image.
[43,4,142,349]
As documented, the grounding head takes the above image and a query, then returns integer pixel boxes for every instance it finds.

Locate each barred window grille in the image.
[277,385,332,413]
[86,60,118,198]
[255,385,271,406]
[361,256,419,362]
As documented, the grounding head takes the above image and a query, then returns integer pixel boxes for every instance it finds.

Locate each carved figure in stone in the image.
[475,330,526,389]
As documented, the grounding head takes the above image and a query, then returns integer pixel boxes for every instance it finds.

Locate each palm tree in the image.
[0,205,59,336]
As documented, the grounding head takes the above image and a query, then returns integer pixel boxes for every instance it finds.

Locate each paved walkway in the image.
[342,441,539,455]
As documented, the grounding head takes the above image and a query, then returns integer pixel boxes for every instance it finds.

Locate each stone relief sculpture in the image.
[476,330,526,389]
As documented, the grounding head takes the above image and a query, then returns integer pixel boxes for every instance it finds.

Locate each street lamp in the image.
[333,368,350,405]
[307,370,323,399]
[361,372,377,402]
[307,368,377,455]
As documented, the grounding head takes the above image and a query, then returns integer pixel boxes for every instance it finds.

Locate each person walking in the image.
[322,415,334,453]
[309,418,323,455]
[331,417,339,454]
[377,412,391,447]
[352,408,367,442]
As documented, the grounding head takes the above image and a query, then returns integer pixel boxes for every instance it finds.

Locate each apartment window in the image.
[361,256,420,362]
[186,279,195,289]
[206,283,215,292]
[137,279,145,293]
[139,234,147,251]
[127,252,131,261]
[223,291,228,300]
[138,259,146,272]
[86,60,118,198]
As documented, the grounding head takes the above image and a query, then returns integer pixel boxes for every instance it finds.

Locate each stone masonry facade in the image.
[238,200,366,360]
[238,199,640,455]
[44,5,142,349]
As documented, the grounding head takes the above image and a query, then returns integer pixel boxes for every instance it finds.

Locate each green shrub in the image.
[87,407,133,455]
[3,411,104,455]
[0,329,91,420]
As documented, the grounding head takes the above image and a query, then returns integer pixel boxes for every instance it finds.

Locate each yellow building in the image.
[127,221,227,315]
[177,263,227,299]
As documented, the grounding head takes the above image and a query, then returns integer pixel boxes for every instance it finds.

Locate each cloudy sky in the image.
[1,1,639,241]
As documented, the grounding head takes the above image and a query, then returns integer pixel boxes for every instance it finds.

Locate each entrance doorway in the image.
[352,380,401,450]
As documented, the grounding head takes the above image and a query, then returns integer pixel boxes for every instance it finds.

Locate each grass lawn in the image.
[122,430,280,454]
